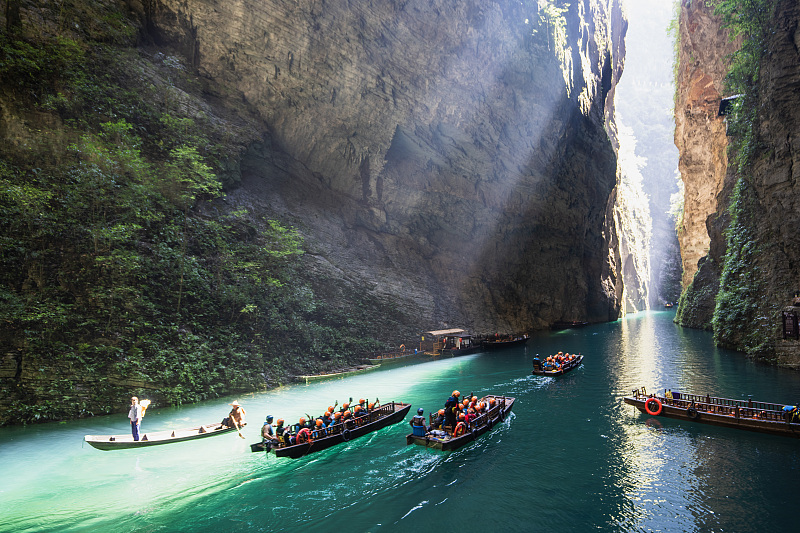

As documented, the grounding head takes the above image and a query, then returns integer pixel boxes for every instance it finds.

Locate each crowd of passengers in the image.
[261,398,380,447]
[409,390,500,438]
[534,351,578,371]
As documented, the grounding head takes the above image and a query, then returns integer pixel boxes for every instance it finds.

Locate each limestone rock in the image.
[146,0,627,333]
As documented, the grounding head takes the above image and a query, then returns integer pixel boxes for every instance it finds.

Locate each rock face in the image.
[673,0,738,293]
[674,0,800,366]
[145,0,628,333]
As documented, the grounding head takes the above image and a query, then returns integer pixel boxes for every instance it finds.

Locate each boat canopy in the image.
[426,328,466,336]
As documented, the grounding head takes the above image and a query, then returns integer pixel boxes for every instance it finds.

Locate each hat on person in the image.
[229,401,241,407]
[266,415,273,421]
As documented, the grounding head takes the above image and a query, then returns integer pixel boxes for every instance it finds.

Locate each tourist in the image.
[128,396,142,441]
[445,390,460,428]
[262,415,279,446]
[409,407,428,436]
[433,409,445,429]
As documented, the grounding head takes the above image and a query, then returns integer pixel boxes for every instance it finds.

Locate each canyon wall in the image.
[143,0,629,333]
[674,0,800,366]
[673,0,737,299]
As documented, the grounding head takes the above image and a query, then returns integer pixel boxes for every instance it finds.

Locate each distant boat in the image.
[550,321,588,330]
[664,302,674,308]
[481,334,529,350]
[252,401,411,458]
[84,422,242,450]
[424,328,481,356]
[531,354,583,376]
[406,394,515,451]
[296,364,380,384]
[624,387,800,438]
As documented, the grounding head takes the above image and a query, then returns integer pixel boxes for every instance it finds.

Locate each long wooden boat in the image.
[406,394,515,451]
[624,387,800,438]
[365,350,427,366]
[531,354,583,376]
[84,422,242,450]
[252,401,412,458]
[297,364,380,384]
[481,334,529,350]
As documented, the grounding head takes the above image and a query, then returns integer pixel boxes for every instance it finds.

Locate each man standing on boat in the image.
[128,396,142,441]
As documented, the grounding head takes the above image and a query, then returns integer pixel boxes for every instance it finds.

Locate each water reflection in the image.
[3,312,800,532]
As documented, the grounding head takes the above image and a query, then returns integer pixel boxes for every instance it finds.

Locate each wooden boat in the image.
[297,364,380,384]
[406,395,515,451]
[424,328,481,357]
[550,320,588,330]
[252,401,412,458]
[531,354,583,376]
[84,422,242,450]
[365,349,427,366]
[481,334,529,350]
[624,387,800,438]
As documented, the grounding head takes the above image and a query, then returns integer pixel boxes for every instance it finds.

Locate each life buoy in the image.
[645,397,663,416]
[341,429,351,441]
[453,422,466,437]
[687,407,698,419]
[296,428,312,444]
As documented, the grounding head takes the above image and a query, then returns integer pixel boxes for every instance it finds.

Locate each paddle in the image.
[233,419,245,439]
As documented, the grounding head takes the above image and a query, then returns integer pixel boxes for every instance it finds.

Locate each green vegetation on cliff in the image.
[0,3,387,424]
[704,0,772,354]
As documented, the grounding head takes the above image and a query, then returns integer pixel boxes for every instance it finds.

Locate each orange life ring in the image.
[296,428,312,444]
[645,397,663,416]
[453,421,467,437]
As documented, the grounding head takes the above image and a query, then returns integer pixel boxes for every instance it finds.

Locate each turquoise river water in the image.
[2,311,800,532]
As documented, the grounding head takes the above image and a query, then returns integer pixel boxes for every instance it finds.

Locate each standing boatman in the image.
[128,396,142,441]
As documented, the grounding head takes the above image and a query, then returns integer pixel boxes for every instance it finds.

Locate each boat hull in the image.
[624,391,800,438]
[262,402,412,458]
[406,395,515,451]
[84,422,240,450]
[297,364,380,384]
[482,336,529,350]
[531,355,583,376]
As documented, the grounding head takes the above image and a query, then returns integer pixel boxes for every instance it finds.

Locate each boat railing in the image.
[273,402,400,446]
[631,388,795,422]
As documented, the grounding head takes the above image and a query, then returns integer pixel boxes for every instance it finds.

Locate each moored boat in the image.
[365,348,427,366]
[481,334,529,350]
[624,387,800,438]
[424,328,481,356]
[297,364,380,384]
[84,422,242,450]
[406,394,515,451]
[252,401,412,458]
[531,354,583,376]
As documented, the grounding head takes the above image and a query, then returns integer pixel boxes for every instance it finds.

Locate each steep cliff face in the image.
[674,0,800,366]
[745,0,800,364]
[673,0,738,296]
[144,0,627,333]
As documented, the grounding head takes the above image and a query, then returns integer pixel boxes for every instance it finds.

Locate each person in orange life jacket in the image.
[464,408,476,428]
[444,391,460,428]
[432,409,446,430]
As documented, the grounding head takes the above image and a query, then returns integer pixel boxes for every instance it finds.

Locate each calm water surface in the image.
[3,311,800,532]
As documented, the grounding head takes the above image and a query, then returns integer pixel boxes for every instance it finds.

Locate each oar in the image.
[233,419,245,439]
